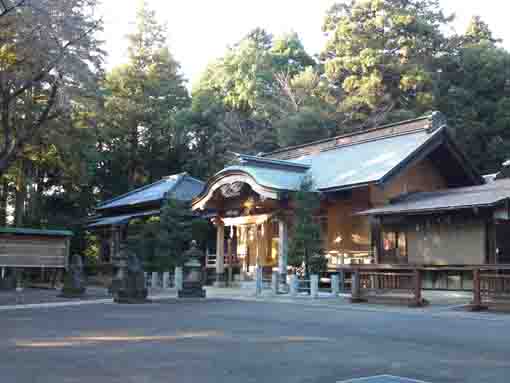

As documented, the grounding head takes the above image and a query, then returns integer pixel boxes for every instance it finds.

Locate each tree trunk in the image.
[0,179,8,226]
[14,171,27,227]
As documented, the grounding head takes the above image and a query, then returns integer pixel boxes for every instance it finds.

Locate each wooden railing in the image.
[338,264,510,310]
[206,254,240,268]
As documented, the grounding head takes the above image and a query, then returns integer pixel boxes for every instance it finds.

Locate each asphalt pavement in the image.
[1,298,509,383]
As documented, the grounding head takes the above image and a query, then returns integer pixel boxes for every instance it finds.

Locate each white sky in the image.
[99,0,510,89]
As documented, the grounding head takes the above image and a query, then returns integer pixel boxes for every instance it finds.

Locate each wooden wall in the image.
[391,217,486,265]
[325,157,449,264]
[370,158,448,206]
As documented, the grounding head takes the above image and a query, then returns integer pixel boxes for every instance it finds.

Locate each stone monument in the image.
[60,254,86,298]
[113,244,149,303]
[178,241,206,298]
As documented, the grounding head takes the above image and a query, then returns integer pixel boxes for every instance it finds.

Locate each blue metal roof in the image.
[215,128,442,192]
[97,173,204,210]
[217,165,306,191]
[87,210,160,228]
[293,128,442,191]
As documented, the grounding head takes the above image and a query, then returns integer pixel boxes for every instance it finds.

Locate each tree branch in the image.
[3,21,100,105]
[0,0,25,18]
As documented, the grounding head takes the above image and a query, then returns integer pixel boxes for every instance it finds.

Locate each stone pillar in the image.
[163,272,170,289]
[339,270,345,292]
[311,274,319,299]
[289,274,298,297]
[331,274,340,296]
[255,266,263,296]
[351,268,366,303]
[278,219,289,287]
[271,270,279,295]
[151,272,158,288]
[175,267,183,291]
[214,219,225,287]
[410,268,424,307]
[471,268,487,311]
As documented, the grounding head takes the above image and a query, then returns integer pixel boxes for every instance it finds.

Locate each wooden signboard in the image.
[0,235,69,268]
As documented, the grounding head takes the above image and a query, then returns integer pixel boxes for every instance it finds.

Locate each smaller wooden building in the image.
[0,227,72,286]
[359,178,510,289]
[87,173,205,263]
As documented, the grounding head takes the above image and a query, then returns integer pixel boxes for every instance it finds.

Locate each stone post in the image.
[311,274,319,299]
[339,270,345,292]
[151,272,158,289]
[278,219,289,288]
[410,268,425,307]
[15,271,24,304]
[214,218,225,287]
[351,268,365,303]
[331,274,340,296]
[175,267,183,291]
[289,274,298,297]
[471,268,487,311]
[271,270,279,295]
[163,271,170,289]
[255,266,262,296]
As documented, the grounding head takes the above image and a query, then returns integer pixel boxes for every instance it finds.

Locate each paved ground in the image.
[1,297,510,383]
[0,286,111,305]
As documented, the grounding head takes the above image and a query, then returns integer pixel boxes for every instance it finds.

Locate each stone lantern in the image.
[178,241,206,298]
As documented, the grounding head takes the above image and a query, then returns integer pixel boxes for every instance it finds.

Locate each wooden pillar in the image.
[227,226,233,287]
[370,217,382,264]
[214,218,225,287]
[278,219,289,286]
[255,224,260,268]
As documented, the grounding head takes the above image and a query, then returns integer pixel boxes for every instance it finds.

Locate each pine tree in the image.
[155,197,194,269]
[288,178,325,278]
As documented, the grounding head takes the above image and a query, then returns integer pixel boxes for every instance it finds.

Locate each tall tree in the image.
[288,178,324,279]
[435,18,510,173]
[194,29,317,154]
[0,0,103,175]
[99,0,189,196]
[321,0,451,128]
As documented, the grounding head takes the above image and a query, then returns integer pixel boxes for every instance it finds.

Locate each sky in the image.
[99,0,510,89]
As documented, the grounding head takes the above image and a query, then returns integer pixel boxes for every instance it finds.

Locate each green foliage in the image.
[288,178,323,277]
[308,254,329,275]
[98,0,190,196]
[193,29,320,153]
[321,0,451,128]
[435,39,510,173]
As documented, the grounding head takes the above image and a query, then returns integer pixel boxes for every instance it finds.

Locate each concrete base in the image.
[114,297,151,304]
[350,297,368,303]
[468,304,489,312]
[408,298,430,308]
[213,281,226,287]
[58,287,86,299]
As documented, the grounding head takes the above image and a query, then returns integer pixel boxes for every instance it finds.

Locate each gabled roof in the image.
[87,210,160,228]
[359,178,510,216]
[201,113,481,196]
[97,173,204,211]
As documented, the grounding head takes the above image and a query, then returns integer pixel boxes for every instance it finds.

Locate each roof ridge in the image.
[236,153,310,171]
[262,113,433,158]
[97,173,185,209]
